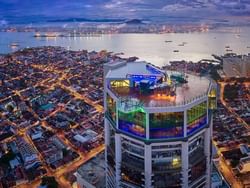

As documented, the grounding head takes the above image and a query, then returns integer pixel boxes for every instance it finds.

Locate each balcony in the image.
[189,147,206,166]
[122,143,144,157]
[121,152,144,170]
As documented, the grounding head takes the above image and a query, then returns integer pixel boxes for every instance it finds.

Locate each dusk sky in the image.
[0,0,250,25]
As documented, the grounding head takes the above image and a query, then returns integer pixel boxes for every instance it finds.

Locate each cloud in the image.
[161,4,193,12]
[0,0,250,25]
[0,19,8,26]
[84,4,92,8]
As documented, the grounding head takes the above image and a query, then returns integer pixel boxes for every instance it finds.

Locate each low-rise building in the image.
[237,156,250,173]
[16,138,40,170]
[240,144,250,156]
[76,153,105,188]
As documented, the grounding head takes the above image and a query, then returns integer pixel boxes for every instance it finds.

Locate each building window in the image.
[118,108,146,138]
[187,102,207,135]
[208,88,217,110]
[107,93,116,123]
[149,112,184,139]
[110,80,130,88]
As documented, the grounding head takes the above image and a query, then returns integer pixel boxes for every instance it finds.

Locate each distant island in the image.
[47,18,126,23]
[125,19,144,24]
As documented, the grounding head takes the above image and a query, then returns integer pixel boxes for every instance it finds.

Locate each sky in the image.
[0,0,250,25]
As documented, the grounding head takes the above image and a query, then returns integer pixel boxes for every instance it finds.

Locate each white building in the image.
[223,55,250,78]
[16,138,40,170]
[104,61,217,188]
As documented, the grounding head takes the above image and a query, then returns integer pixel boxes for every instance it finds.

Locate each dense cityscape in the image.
[0,45,249,187]
[0,0,250,188]
[0,47,119,187]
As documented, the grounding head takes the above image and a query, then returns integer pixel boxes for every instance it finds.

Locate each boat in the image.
[173,50,179,53]
[165,40,172,43]
[33,33,59,38]
[9,42,19,47]
[34,33,41,37]
[178,42,187,46]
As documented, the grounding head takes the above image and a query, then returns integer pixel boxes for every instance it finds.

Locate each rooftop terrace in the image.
[106,61,211,108]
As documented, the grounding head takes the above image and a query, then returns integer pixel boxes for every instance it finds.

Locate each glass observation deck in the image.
[109,74,210,108]
[105,62,216,140]
[118,98,146,138]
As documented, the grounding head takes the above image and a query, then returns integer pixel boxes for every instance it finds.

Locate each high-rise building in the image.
[104,61,217,188]
[223,55,250,78]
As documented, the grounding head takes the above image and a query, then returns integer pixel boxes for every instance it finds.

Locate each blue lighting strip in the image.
[149,127,183,139]
[118,119,146,138]
[187,116,207,135]
[128,74,157,80]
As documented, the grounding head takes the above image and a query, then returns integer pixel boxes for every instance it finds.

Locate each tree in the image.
[62,148,69,157]
[41,176,58,188]
[0,151,16,165]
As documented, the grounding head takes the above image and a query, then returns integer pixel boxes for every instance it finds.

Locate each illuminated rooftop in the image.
[106,61,211,108]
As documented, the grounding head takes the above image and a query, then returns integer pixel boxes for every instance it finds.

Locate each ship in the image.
[9,42,19,47]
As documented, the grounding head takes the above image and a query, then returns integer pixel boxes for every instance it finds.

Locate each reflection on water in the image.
[0,28,250,66]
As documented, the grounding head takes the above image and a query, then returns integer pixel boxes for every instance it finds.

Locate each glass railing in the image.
[121,153,145,170]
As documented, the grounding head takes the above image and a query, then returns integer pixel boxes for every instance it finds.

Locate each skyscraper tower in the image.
[104,61,217,188]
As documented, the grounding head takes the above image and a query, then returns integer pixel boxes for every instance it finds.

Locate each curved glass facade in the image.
[105,63,213,188]
[149,112,184,139]
[118,108,146,138]
[187,102,207,135]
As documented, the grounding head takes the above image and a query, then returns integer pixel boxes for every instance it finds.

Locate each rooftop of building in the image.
[106,61,211,108]
[223,54,250,62]
[77,152,105,188]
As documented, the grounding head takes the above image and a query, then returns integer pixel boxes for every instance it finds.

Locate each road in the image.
[18,144,104,188]
[0,62,105,188]
[216,81,248,188]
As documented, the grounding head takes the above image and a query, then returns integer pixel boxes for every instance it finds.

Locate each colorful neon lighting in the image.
[127,74,157,81]
[119,120,146,138]
[150,127,183,139]
[118,109,146,138]
[187,115,207,135]
[149,112,184,139]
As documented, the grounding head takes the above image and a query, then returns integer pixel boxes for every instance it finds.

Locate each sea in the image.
[1,27,250,67]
